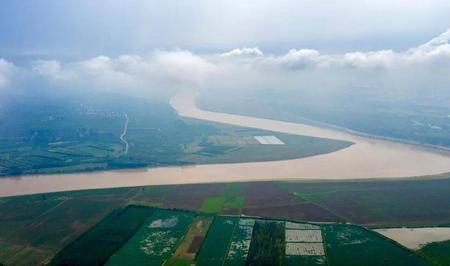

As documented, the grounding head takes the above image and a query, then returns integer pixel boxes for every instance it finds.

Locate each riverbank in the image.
[1,90,450,197]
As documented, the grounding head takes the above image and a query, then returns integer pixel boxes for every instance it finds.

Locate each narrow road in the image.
[120,113,129,154]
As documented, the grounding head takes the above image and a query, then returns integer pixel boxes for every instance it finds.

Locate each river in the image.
[0,90,450,197]
[375,227,450,250]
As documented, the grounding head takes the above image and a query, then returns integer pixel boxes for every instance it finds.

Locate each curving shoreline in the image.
[1,90,450,198]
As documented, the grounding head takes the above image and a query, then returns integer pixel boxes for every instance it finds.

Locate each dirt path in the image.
[120,113,129,154]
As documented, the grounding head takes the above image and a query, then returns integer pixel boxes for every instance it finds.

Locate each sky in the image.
[1,0,450,58]
[0,0,449,103]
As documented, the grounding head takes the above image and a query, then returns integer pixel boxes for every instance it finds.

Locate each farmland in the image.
[201,183,245,213]
[323,224,431,265]
[247,220,285,265]
[1,178,450,264]
[48,208,428,266]
[0,92,351,177]
[107,209,195,266]
[225,218,256,265]
[278,176,450,227]
[196,216,238,265]
[50,205,154,265]
[419,240,450,266]
[164,215,212,265]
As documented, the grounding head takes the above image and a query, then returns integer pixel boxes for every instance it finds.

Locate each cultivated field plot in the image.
[4,180,446,266]
[284,221,327,266]
[285,221,320,230]
[323,224,431,266]
[247,220,286,265]
[242,182,342,222]
[254,135,285,145]
[285,254,328,266]
[181,126,352,165]
[225,218,256,265]
[286,243,325,256]
[0,188,136,266]
[106,209,194,266]
[165,215,212,265]
[200,183,245,213]
[50,206,154,265]
[285,229,323,242]
[419,239,450,266]
[280,178,450,227]
[196,216,239,265]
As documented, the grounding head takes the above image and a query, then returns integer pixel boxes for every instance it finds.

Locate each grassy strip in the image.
[196,216,239,265]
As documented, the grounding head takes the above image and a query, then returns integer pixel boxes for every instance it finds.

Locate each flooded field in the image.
[375,227,450,250]
[1,90,450,197]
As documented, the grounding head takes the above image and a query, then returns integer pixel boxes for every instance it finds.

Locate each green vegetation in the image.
[201,183,245,213]
[419,240,450,266]
[107,209,195,266]
[181,127,352,165]
[0,187,134,265]
[1,179,450,264]
[197,216,239,265]
[50,205,154,265]
[225,218,256,265]
[285,256,327,266]
[247,220,285,266]
[0,92,350,177]
[323,224,431,266]
[164,257,192,266]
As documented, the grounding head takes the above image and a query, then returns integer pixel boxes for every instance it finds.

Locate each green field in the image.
[285,255,327,266]
[323,224,431,266]
[49,208,431,266]
[196,216,239,265]
[50,205,154,265]
[247,220,285,266]
[419,240,450,266]
[225,218,256,265]
[201,183,245,213]
[107,209,194,266]
[1,180,450,265]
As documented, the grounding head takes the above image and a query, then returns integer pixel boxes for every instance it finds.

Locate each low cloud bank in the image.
[1,29,450,98]
[0,59,17,89]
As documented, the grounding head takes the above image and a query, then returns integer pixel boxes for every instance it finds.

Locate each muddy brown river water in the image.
[376,227,450,250]
[1,90,450,197]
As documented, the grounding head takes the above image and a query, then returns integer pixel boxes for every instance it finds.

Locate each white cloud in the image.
[0,59,16,88]
[220,47,264,57]
[32,60,76,80]
[4,28,449,98]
